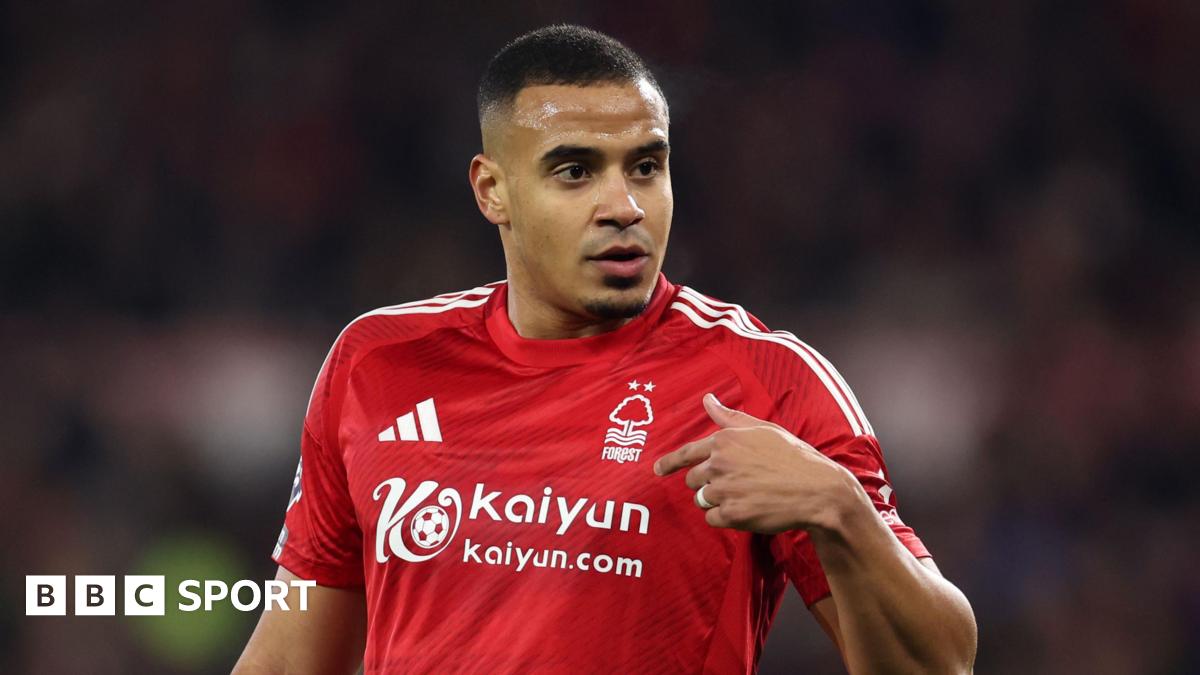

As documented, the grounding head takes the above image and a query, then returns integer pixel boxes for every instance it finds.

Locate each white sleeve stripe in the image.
[304,291,496,412]
[353,283,500,315]
[678,287,759,332]
[387,285,498,309]
[670,298,865,437]
[367,295,492,316]
[679,287,874,436]
[793,333,874,436]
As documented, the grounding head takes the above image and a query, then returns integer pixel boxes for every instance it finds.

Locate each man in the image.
[234,24,976,674]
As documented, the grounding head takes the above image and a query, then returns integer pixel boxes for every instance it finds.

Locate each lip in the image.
[589,244,648,259]
[587,245,650,278]
[588,253,649,278]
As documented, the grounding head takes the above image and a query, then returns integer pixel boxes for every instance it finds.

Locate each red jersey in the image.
[272,274,928,674]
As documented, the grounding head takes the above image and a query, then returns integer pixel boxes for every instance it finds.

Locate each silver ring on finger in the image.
[695,483,716,510]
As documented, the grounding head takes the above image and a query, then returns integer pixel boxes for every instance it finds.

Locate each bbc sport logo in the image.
[25,575,315,616]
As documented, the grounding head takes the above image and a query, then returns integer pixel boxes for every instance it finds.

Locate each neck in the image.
[505,282,633,340]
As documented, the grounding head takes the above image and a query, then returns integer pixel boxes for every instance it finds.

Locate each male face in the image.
[472,78,673,324]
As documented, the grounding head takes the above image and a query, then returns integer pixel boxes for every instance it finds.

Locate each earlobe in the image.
[469,154,509,226]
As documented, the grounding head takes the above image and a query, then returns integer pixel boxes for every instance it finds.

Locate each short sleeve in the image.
[767,348,929,607]
[271,339,364,588]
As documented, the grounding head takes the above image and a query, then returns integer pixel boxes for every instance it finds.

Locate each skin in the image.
[234,78,977,674]
[469,80,673,338]
[233,566,366,674]
[656,394,978,673]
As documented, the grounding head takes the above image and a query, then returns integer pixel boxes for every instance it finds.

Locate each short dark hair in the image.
[477,24,666,125]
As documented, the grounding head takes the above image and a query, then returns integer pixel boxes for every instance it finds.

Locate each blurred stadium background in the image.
[2,1,1198,673]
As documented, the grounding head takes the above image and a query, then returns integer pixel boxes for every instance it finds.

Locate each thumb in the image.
[703,393,765,429]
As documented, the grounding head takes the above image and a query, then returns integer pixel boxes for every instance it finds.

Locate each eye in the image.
[632,159,660,177]
[553,164,589,182]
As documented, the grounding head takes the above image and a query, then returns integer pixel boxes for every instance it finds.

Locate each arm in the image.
[809,546,976,674]
[232,566,367,675]
[655,394,976,674]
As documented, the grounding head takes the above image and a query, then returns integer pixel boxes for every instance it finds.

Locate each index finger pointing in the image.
[654,437,714,476]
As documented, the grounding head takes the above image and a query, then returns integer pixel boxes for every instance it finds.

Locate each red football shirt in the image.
[272,274,928,673]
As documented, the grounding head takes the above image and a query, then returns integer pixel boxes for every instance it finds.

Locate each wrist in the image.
[806,467,875,545]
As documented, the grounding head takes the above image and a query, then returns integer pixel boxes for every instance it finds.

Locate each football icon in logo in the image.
[410,505,450,549]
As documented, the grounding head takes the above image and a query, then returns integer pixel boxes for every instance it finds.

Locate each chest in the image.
[341,345,758,488]
[334,344,769,580]
[312,312,814,665]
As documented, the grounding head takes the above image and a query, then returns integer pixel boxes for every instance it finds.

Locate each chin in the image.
[582,276,654,320]
[600,272,644,291]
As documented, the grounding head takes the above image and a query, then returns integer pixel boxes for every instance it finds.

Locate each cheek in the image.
[529,193,589,251]
[643,189,674,235]
[524,212,579,273]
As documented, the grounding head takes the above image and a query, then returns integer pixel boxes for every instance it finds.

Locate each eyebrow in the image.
[538,139,670,166]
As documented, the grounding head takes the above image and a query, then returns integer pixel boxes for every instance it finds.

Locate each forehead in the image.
[506,80,669,153]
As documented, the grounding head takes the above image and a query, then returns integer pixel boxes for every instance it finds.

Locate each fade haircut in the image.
[477,24,667,127]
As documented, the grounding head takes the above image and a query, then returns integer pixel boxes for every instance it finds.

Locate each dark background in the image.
[2,1,1198,673]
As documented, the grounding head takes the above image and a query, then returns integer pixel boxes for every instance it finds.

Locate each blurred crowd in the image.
[2,2,1197,673]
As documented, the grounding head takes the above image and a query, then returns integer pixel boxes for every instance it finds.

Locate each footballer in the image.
[234,24,977,674]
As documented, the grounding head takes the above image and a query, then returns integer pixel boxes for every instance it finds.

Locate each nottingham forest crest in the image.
[600,380,656,464]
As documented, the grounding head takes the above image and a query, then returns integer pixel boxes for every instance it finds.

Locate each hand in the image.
[653,393,861,534]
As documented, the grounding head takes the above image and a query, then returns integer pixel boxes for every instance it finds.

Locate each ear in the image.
[469,154,509,226]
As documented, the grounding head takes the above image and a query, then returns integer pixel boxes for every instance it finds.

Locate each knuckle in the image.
[721,501,746,523]
[702,483,721,503]
[708,448,732,471]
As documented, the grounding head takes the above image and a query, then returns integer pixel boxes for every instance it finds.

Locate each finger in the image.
[684,459,714,490]
[704,506,733,528]
[698,481,726,507]
[703,393,777,430]
[654,436,714,476]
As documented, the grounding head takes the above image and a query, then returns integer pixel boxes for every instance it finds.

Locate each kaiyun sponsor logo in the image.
[372,477,652,564]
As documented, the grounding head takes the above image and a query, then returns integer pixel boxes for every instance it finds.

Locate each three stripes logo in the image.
[378,398,442,443]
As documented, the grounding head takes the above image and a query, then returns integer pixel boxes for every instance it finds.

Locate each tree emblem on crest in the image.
[605,394,654,447]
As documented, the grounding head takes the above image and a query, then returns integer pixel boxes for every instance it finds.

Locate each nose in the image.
[594,172,645,230]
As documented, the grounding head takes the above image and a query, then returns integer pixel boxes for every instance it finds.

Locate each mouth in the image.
[587,245,651,279]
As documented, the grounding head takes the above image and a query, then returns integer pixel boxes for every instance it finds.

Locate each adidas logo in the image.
[378,398,442,443]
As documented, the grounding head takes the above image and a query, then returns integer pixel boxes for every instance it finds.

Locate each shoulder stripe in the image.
[790,335,874,436]
[671,291,872,437]
[388,284,498,310]
[305,288,496,411]
[368,294,491,316]
[678,287,761,333]
[679,287,873,436]
[677,288,873,436]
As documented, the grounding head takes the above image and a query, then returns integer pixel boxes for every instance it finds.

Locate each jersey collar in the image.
[484,273,676,368]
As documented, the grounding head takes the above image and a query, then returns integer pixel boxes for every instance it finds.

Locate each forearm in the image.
[232,567,366,675]
[808,478,977,674]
